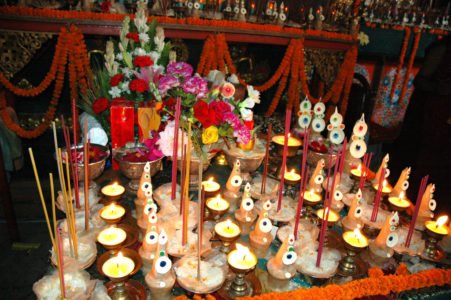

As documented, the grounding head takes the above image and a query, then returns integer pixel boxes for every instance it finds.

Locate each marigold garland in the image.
[172,267,451,300]
[398,29,421,104]
[0,25,91,138]
[389,27,411,103]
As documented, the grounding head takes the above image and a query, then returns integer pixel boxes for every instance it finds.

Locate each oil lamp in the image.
[337,229,369,278]
[214,219,241,253]
[422,215,449,262]
[99,203,126,224]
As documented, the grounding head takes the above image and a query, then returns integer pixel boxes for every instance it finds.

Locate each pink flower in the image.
[182,76,208,99]
[223,111,251,144]
[158,75,180,96]
[167,62,193,78]
[221,82,235,98]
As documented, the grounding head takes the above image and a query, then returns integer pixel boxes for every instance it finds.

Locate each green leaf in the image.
[148,18,157,50]
[157,42,171,67]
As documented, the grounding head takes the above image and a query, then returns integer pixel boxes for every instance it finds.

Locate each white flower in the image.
[121,81,130,93]
[207,70,225,85]
[139,33,150,43]
[246,85,260,104]
[149,51,161,65]
[134,47,146,56]
[240,108,253,121]
[109,86,122,98]
[116,53,123,61]
[358,32,370,46]
[227,74,239,84]
[154,36,165,53]
[241,97,256,109]
[157,121,188,157]
[122,67,133,78]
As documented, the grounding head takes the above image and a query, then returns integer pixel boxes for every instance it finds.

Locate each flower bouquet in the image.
[80,0,171,160]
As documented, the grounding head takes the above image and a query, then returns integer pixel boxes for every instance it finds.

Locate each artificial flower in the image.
[134,47,147,56]
[221,82,235,98]
[246,85,260,103]
[110,73,124,87]
[158,75,180,96]
[139,33,150,43]
[183,76,208,99]
[167,62,193,78]
[209,100,232,124]
[126,32,139,43]
[202,126,219,144]
[120,81,130,94]
[133,67,161,89]
[234,125,251,144]
[129,79,147,93]
[157,120,188,157]
[143,133,164,160]
[193,100,216,128]
[149,51,161,65]
[240,108,253,121]
[92,97,109,114]
[227,74,239,84]
[133,56,153,68]
[109,86,122,98]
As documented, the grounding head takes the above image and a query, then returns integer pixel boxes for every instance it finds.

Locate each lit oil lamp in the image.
[206,195,230,220]
[101,182,125,202]
[388,191,411,212]
[350,163,364,179]
[98,249,143,299]
[272,133,302,157]
[283,169,301,199]
[99,202,126,224]
[422,215,449,262]
[214,219,242,253]
[202,177,221,198]
[97,226,127,250]
[221,243,260,298]
[316,208,340,226]
[302,188,322,219]
[372,179,393,196]
[337,229,369,278]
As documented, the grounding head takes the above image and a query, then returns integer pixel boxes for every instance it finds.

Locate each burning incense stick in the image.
[261,123,272,195]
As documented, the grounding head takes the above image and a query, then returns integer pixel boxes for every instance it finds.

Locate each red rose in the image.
[163,97,176,108]
[133,56,153,68]
[110,74,124,87]
[194,100,216,128]
[126,32,139,42]
[129,79,147,93]
[209,100,232,125]
[92,97,109,114]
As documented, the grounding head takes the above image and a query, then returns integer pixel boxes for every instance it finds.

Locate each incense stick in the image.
[371,167,385,222]
[405,176,429,247]
[60,116,80,209]
[197,185,205,281]
[83,118,89,231]
[64,156,78,258]
[277,109,292,212]
[71,98,80,209]
[28,148,55,248]
[182,122,192,246]
[55,227,66,298]
[171,97,182,200]
[293,167,309,239]
[261,123,272,195]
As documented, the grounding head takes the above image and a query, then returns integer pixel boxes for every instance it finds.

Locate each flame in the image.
[117,251,123,259]
[225,219,233,226]
[208,177,214,182]
[112,182,118,188]
[309,188,314,195]
[235,243,250,254]
[399,191,405,200]
[110,202,116,209]
[357,164,362,172]
[436,216,448,228]
[382,179,387,187]
[251,3,255,9]
[353,228,363,239]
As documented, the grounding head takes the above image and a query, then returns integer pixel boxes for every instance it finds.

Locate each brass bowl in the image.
[61,144,109,187]
[272,135,302,157]
[97,248,142,283]
[306,150,337,169]
[223,138,266,173]
[114,147,163,191]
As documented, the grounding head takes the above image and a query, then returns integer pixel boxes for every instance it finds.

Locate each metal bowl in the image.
[114,147,163,191]
[223,138,266,173]
[306,150,337,169]
[61,144,109,189]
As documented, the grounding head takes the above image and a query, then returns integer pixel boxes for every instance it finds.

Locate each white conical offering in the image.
[391,167,411,197]
[249,200,273,258]
[416,183,437,229]
[225,160,243,194]
[298,97,312,129]
[348,114,368,160]
[235,183,257,234]
[327,107,345,145]
[307,158,325,194]
[135,162,153,220]
[145,230,176,300]
[311,101,326,134]
[138,200,158,237]
[267,234,298,280]
[373,154,390,184]
[139,212,160,272]
[341,189,364,231]
[369,212,400,258]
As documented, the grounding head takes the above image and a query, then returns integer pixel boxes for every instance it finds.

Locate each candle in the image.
[202,177,220,193]
[100,203,126,220]
[284,169,301,182]
[228,243,257,271]
[206,195,230,213]
[373,179,392,194]
[303,188,322,203]
[102,252,135,278]
[271,134,302,147]
[388,192,410,208]
[343,229,369,248]
[425,216,449,236]
[350,164,363,177]
[215,219,241,239]
[101,182,125,197]
[97,226,127,247]
[316,208,340,222]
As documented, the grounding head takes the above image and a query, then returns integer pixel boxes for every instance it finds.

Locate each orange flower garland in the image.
[172,267,451,300]
[389,27,411,103]
[0,25,91,138]
[398,29,421,104]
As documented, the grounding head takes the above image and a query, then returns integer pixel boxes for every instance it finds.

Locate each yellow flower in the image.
[202,126,219,144]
